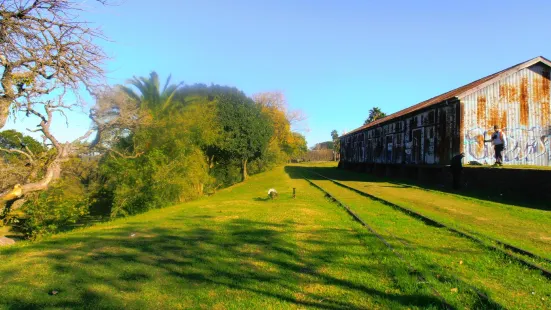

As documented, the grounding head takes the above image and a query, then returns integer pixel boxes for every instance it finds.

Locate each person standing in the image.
[450,153,465,190]
[485,125,507,166]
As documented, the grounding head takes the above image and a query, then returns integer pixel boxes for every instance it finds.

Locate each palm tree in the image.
[120,72,184,113]
[364,107,387,125]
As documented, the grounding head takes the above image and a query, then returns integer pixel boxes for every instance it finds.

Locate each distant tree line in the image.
[303,140,334,162]
[304,149,334,161]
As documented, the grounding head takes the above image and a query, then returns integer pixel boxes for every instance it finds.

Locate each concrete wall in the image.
[339,162,551,202]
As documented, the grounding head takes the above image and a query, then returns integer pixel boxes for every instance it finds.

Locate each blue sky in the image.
[5,0,551,147]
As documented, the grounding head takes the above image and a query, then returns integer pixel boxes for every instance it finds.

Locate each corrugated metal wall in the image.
[340,102,459,165]
[461,63,551,165]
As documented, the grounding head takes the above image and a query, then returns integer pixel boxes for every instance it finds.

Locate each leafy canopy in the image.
[120,72,184,113]
[216,92,273,162]
[0,130,45,157]
[364,107,387,125]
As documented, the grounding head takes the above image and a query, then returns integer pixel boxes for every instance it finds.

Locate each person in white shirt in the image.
[485,125,507,166]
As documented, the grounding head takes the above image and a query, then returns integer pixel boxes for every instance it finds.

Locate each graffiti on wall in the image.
[404,141,412,155]
[465,127,551,165]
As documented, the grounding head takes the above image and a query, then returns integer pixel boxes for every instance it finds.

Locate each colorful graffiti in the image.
[464,127,551,165]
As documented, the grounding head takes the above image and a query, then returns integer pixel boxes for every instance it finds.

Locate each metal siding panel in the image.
[411,128,423,164]
[452,103,460,157]
[434,103,458,165]
[364,133,368,163]
[404,116,413,163]
[385,134,393,163]
[344,103,459,166]
[461,64,551,166]
[425,125,436,164]
[396,132,403,163]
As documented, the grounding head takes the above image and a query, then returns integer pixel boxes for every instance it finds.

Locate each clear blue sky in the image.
[6,0,551,147]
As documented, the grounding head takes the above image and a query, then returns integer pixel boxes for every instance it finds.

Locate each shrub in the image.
[16,180,89,240]
[100,146,213,218]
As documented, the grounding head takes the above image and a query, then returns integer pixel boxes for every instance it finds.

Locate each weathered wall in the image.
[339,162,551,203]
[340,102,459,165]
[341,60,551,167]
[461,63,551,165]
[461,167,551,202]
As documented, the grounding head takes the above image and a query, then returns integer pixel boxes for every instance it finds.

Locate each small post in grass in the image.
[293,188,296,198]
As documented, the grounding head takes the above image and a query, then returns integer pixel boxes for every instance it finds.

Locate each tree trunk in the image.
[209,155,215,169]
[0,155,62,202]
[242,158,248,181]
[0,98,11,129]
[0,64,15,130]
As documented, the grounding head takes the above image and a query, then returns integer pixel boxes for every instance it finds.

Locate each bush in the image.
[100,146,213,218]
[16,180,89,240]
[209,157,243,189]
[248,141,286,175]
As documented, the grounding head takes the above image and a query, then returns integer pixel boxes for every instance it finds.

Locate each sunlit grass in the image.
[306,163,551,261]
[0,167,443,309]
[1,165,548,309]
[297,170,549,309]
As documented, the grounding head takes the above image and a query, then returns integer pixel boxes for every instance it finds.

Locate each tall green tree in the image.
[215,93,273,181]
[364,107,387,125]
[120,72,184,113]
[331,130,340,161]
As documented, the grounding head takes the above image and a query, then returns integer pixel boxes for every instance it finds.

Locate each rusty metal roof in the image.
[342,56,551,137]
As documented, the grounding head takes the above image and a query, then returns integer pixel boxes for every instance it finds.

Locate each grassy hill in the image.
[0,167,440,309]
[0,165,549,309]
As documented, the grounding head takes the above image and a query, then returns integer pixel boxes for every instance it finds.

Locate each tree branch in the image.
[0,0,108,129]
[0,147,35,164]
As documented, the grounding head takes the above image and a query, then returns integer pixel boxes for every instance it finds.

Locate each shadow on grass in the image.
[0,215,503,309]
[253,197,271,202]
[284,165,550,211]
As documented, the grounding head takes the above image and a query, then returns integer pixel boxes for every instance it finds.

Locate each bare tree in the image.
[0,0,108,129]
[252,91,308,132]
[0,0,111,214]
[87,86,150,157]
[0,86,142,212]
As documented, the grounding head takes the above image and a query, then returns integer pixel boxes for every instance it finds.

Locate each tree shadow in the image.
[253,197,271,202]
[0,216,503,309]
[284,165,550,211]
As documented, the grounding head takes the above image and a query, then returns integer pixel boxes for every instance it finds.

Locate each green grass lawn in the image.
[1,165,549,309]
[304,163,551,261]
[0,166,448,309]
[296,169,550,309]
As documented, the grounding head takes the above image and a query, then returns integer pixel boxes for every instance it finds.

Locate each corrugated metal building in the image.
[340,56,551,167]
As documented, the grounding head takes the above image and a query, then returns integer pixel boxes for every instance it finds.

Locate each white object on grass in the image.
[268,188,277,195]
